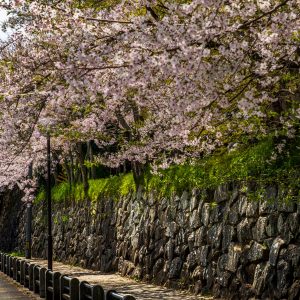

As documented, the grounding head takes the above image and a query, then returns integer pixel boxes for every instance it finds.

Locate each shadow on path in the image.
[0,272,37,300]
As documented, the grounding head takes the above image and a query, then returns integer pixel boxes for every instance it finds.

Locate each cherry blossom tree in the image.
[0,0,299,191]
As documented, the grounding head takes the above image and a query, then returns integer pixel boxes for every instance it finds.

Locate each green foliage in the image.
[54,214,69,224]
[36,173,136,203]
[75,0,122,9]
[88,173,136,201]
[35,137,300,203]
[52,182,73,202]
[35,187,46,204]
[209,201,218,209]
[9,251,25,257]
[61,215,69,223]
[145,137,300,197]
[53,216,59,225]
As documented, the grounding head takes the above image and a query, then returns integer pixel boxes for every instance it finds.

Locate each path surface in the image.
[24,258,214,300]
[0,272,37,300]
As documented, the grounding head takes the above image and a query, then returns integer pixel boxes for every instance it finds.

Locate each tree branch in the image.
[239,0,290,29]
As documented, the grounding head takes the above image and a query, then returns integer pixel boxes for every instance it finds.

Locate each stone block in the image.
[237,196,248,216]
[246,201,258,217]
[269,237,286,266]
[277,214,293,244]
[216,270,231,287]
[189,190,198,211]
[285,244,300,269]
[225,243,241,273]
[166,221,178,238]
[214,184,229,203]
[217,254,228,272]
[265,214,278,237]
[229,186,239,204]
[190,209,201,229]
[253,262,274,297]
[210,204,225,224]
[165,239,174,260]
[227,210,240,225]
[237,218,252,243]
[286,213,300,234]
[187,232,195,251]
[253,216,268,242]
[201,203,210,226]
[222,225,235,251]
[276,259,291,298]
[203,263,215,290]
[207,224,222,249]
[247,241,267,262]
[194,227,206,247]
[168,257,183,279]
[199,245,210,267]
[186,249,200,270]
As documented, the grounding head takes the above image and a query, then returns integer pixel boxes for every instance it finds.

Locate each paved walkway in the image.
[24,258,214,300]
[0,272,36,300]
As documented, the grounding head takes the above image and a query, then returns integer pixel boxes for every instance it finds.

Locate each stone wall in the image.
[0,186,24,252]
[4,184,300,299]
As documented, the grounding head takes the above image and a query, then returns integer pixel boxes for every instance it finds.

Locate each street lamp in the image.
[25,163,33,259]
[25,202,32,259]
[46,132,53,270]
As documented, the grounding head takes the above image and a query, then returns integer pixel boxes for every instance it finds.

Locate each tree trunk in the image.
[76,143,89,197]
[69,150,75,185]
[132,161,145,189]
[64,160,72,185]
[87,141,97,179]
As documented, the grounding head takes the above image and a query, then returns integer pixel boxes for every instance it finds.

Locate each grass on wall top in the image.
[35,172,136,203]
[35,136,300,203]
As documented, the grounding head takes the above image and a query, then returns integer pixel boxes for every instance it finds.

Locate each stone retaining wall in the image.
[3,184,300,299]
[0,186,24,252]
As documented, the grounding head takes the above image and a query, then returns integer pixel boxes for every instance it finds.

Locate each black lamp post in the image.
[25,163,33,259]
[25,202,32,259]
[46,132,53,270]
